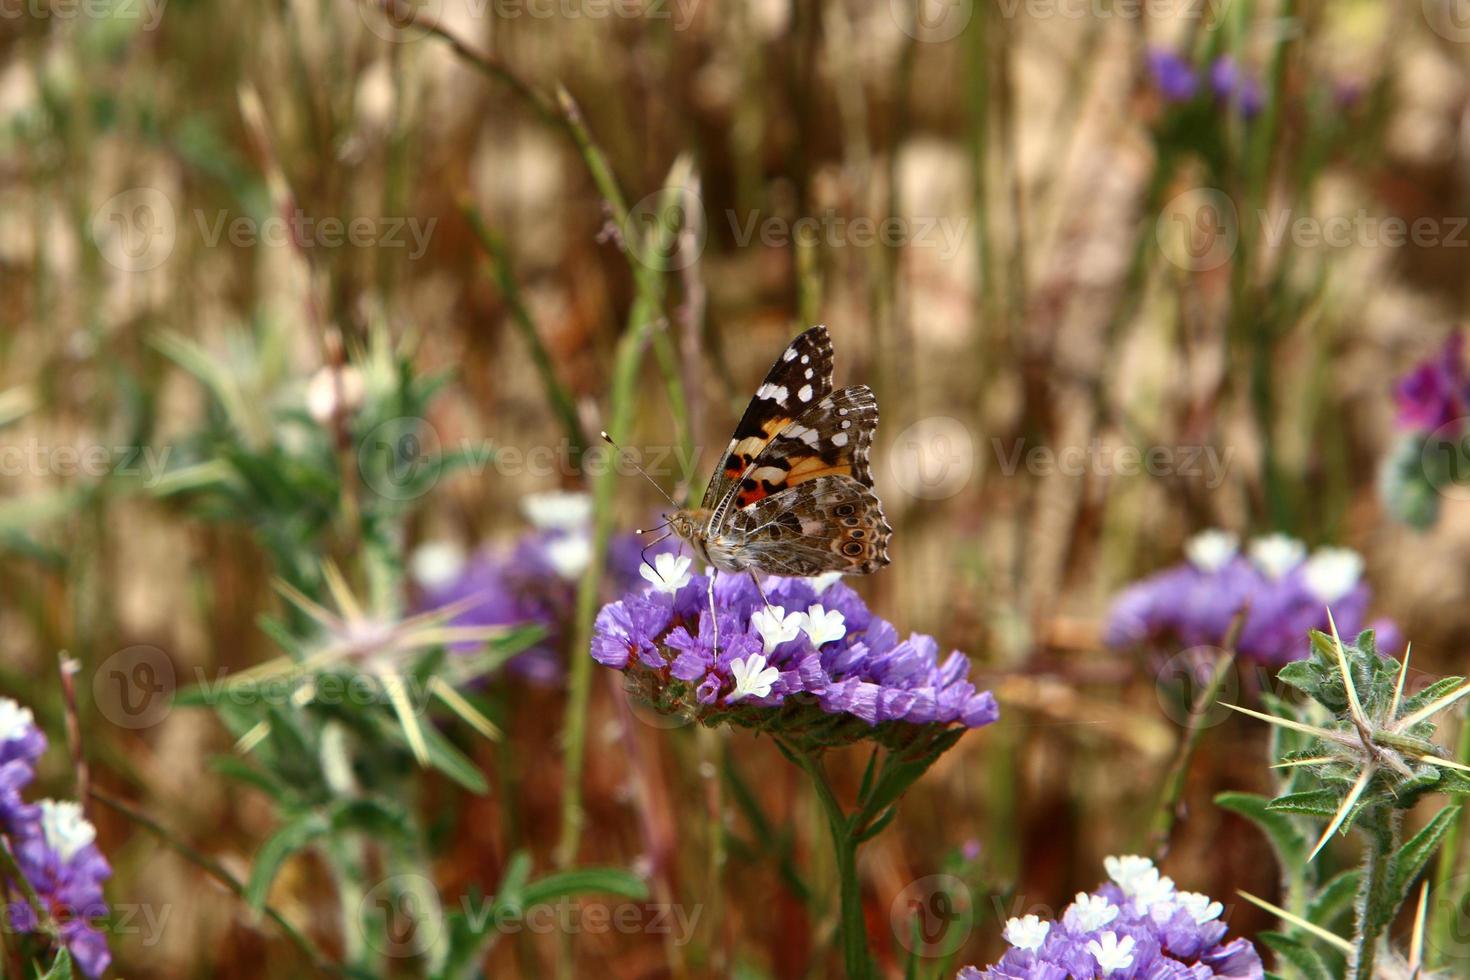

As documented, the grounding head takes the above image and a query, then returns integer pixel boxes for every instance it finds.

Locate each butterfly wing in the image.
[700,325,834,513]
[726,475,891,576]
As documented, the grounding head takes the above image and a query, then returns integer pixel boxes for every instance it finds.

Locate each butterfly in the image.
[665,325,891,589]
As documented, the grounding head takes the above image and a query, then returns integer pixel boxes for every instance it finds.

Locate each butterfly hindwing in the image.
[726,475,891,576]
[700,326,834,513]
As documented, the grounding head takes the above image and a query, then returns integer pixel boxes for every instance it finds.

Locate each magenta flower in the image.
[1395,332,1467,432]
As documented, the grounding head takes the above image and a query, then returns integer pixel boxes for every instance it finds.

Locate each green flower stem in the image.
[789,748,876,980]
[1350,806,1398,980]
[1431,715,1470,967]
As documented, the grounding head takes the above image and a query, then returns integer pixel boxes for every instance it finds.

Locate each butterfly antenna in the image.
[600,431,679,508]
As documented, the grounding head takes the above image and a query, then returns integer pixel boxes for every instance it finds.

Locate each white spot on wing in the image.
[757,383,789,403]
[832,432,848,447]
[783,346,798,362]
[797,384,813,402]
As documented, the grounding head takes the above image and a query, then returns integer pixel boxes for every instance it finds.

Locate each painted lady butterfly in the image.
[666,325,892,582]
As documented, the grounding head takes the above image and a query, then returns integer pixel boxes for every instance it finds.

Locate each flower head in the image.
[641,553,694,594]
[1210,56,1264,118]
[1148,48,1198,102]
[1106,531,1395,667]
[727,654,781,702]
[1395,333,1466,432]
[591,573,997,750]
[751,605,803,656]
[1003,914,1050,952]
[960,855,1263,980]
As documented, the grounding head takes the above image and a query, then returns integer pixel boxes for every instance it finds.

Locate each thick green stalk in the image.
[792,749,876,980]
[1350,806,1398,980]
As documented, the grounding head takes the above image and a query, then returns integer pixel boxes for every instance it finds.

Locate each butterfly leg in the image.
[707,567,719,656]
[749,571,774,611]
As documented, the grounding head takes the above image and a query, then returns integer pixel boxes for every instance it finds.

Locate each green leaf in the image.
[208,756,288,801]
[35,948,73,980]
[1261,931,1334,980]
[246,811,330,911]
[1265,789,1343,818]
[1305,868,1361,929]
[520,867,650,907]
[1216,791,1309,869]
[1389,804,1461,913]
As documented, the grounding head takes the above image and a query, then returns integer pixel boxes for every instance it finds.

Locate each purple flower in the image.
[1210,56,1264,118]
[1106,531,1397,667]
[958,855,1263,980]
[1149,49,1198,102]
[1395,333,1467,432]
[411,492,677,684]
[7,801,112,978]
[591,571,997,744]
[0,698,45,835]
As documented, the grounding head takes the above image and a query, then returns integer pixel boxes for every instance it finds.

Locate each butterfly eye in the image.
[851,530,865,539]
[842,541,864,557]
[834,504,856,517]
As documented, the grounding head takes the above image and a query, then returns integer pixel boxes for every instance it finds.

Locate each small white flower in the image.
[727,653,781,702]
[809,571,843,594]
[1130,869,1177,912]
[1176,890,1223,925]
[800,604,847,647]
[1087,932,1136,974]
[1002,914,1050,952]
[1104,855,1156,892]
[520,490,593,531]
[1302,547,1364,603]
[544,534,593,580]
[409,541,467,591]
[39,800,96,862]
[0,698,34,743]
[751,604,803,655]
[1063,892,1118,932]
[1249,533,1306,580]
[640,553,693,593]
[1185,529,1239,572]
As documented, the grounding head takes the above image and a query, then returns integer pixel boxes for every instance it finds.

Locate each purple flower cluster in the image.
[1105,530,1399,666]
[591,557,998,739]
[1395,332,1466,432]
[0,698,111,978]
[958,855,1263,979]
[1147,49,1263,118]
[412,492,673,683]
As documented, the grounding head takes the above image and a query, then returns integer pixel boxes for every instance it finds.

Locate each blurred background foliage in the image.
[3,0,1470,975]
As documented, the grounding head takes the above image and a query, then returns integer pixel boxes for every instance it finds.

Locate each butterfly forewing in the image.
[700,325,834,514]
